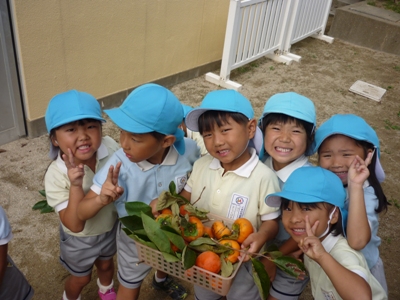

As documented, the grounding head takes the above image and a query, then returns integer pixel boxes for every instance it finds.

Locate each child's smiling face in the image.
[202,117,256,171]
[263,120,308,171]
[52,119,102,166]
[318,134,368,185]
[282,200,338,243]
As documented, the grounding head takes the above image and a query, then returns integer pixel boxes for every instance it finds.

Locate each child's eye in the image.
[202,132,212,138]
[302,207,312,212]
[283,206,291,211]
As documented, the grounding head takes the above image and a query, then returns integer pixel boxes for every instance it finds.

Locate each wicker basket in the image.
[136,213,245,296]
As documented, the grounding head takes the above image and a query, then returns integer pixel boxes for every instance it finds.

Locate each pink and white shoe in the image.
[98,288,116,300]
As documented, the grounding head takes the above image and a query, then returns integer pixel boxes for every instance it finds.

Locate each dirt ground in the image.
[1,16,399,300]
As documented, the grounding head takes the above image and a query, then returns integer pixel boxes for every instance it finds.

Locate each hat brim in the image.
[50,115,105,131]
[250,127,263,156]
[265,191,326,207]
[185,108,209,132]
[105,107,154,133]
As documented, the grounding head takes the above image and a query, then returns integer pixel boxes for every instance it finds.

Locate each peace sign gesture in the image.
[298,216,326,262]
[348,151,373,188]
[62,148,85,187]
[99,162,124,205]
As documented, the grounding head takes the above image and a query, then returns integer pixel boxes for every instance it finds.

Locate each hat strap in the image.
[318,206,337,239]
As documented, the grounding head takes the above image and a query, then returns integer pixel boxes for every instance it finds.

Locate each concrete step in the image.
[331,0,363,15]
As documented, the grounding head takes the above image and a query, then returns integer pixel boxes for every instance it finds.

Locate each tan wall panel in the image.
[11,0,229,123]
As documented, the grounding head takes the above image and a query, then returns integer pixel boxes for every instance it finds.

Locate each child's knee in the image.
[95,258,114,272]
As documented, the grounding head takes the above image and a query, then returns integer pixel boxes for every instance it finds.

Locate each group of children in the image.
[1,82,389,300]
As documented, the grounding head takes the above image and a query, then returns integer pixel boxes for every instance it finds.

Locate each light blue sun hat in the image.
[185,89,263,156]
[104,83,185,155]
[181,104,193,118]
[45,90,105,159]
[259,92,316,127]
[266,166,348,235]
[313,114,385,182]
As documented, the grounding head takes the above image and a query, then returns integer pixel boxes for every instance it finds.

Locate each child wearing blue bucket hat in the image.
[180,103,208,156]
[258,92,316,300]
[181,89,280,300]
[44,90,120,300]
[314,114,389,294]
[265,166,387,300]
[77,83,200,300]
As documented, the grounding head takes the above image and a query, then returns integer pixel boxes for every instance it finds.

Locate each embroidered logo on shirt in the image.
[227,193,249,220]
[175,175,187,193]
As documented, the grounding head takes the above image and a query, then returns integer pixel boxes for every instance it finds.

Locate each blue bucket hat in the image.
[266,166,348,235]
[45,90,105,159]
[45,90,105,133]
[185,89,263,156]
[181,104,193,118]
[105,83,185,155]
[259,92,316,127]
[313,114,385,182]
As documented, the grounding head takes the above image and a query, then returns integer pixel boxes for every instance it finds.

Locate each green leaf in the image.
[127,232,158,250]
[182,246,197,270]
[251,258,270,300]
[189,244,217,253]
[189,237,216,246]
[119,215,144,232]
[169,181,177,194]
[163,229,186,251]
[32,200,48,210]
[271,256,307,279]
[141,212,171,253]
[160,251,181,262]
[40,206,54,213]
[220,256,233,277]
[38,190,46,197]
[125,202,153,218]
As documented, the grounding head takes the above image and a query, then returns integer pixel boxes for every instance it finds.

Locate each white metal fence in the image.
[206,0,333,90]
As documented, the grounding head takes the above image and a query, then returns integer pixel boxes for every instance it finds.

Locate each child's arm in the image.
[347,154,372,250]
[77,162,123,221]
[300,216,372,299]
[0,244,7,286]
[241,218,279,261]
[58,149,86,232]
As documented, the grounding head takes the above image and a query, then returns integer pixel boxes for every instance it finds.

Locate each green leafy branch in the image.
[32,190,54,213]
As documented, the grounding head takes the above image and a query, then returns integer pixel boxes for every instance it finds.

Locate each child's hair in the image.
[49,118,102,140]
[314,114,389,214]
[198,111,249,135]
[281,198,344,236]
[259,112,315,155]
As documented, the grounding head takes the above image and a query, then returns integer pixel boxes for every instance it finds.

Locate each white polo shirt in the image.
[305,234,387,300]
[185,148,280,229]
[45,136,119,237]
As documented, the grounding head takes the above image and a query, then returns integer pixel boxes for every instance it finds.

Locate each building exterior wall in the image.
[10,0,229,136]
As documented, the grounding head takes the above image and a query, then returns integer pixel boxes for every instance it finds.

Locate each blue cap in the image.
[313,114,385,182]
[182,104,193,118]
[185,89,263,155]
[259,92,316,126]
[104,83,185,155]
[266,166,347,231]
[45,90,105,133]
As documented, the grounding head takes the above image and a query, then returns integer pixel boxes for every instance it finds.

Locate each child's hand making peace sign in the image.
[99,162,124,205]
[298,216,326,262]
[63,148,85,187]
[347,151,373,188]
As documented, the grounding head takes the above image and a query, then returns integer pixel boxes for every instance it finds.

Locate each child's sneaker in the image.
[152,275,188,300]
[98,287,116,300]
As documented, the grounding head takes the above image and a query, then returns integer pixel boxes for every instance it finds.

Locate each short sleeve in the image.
[44,162,70,211]
[0,206,13,245]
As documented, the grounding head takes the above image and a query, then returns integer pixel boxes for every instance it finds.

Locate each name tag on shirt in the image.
[227,193,249,220]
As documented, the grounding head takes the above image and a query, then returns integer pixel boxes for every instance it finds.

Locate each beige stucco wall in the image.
[10,0,229,131]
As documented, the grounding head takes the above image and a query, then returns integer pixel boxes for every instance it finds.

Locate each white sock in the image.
[97,278,114,294]
[63,291,81,300]
[154,271,167,283]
